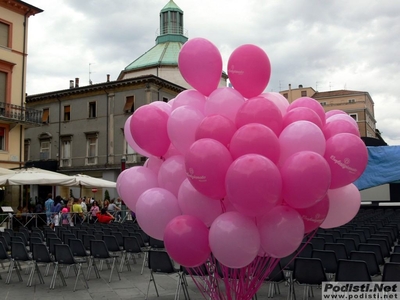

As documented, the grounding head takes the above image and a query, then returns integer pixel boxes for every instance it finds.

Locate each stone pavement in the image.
[0,255,323,300]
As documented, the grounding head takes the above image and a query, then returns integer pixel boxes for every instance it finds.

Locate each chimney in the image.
[299,84,303,88]
[75,78,79,88]
[69,80,74,89]
[107,74,110,82]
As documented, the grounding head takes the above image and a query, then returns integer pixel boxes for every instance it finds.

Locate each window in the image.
[63,105,70,121]
[89,101,96,118]
[320,102,327,106]
[301,91,307,97]
[125,141,137,163]
[40,140,50,160]
[60,137,72,167]
[0,21,11,48]
[42,108,49,123]
[0,71,6,103]
[349,113,358,121]
[0,59,15,104]
[24,139,30,161]
[283,93,288,99]
[0,127,6,150]
[162,97,169,103]
[348,99,356,103]
[124,96,134,113]
[85,132,98,165]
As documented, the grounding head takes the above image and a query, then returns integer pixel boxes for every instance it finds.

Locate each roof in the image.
[313,90,368,98]
[124,41,184,71]
[1,0,43,16]
[161,0,183,12]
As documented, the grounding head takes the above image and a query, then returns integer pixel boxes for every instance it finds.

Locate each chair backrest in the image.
[310,237,325,250]
[0,241,9,260]
[54,244,75,265]
[103,235,121,252]
[11,241,30,261]
[29,237,43,252]
[32,243,52,263]
[390,253,400,263]
[0,236,10,251]
[358,243,384,265]
[111,231,124,247]
[46,232,58,245]
[130,233,146,247]
[393,245,400,254]
[358,227,371,239]
[366,238,390,257]
[312,249,337,274]
[343,233,361,246]
[136,229,150,244]
[63,233,76,245]
[370,234,392,248]
[350,251,380,276]
[317,233,334,243]
[1,231,11,246]
[19,228,30,240]
[30,231,44,241]
[4,228,14,236]
[324,243,347,260]
[82,234,96,250]
[123,237,142,254]
[280,252,296,271]
[148,250,175,274]
[69,238,88,257]
[90,240,110,258]
[48,237,63,255]
[15,232,28,245]
[266,261,285,282]
[382,262,400,282]
[336,238,356,257]
[149,237,165,249]
[336,259,372,282]
[293,257,327,285]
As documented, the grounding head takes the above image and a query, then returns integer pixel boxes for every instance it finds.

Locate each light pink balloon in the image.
[124,116,151,157]
[178,38,222,96]
[279,121,326,167]
[144,156,164,175]
[281,151,331,209]
[167,106,205,155]
[260,92,289,117]
[236,96,283,136]
[178,179,223,227]
[195,114,237,148]
[323,118,360,140]
[163,144,182,159]
[227,44,271,99]
[158,155,187,198]
[136,187,181,240]
[185,139,233,199]
[229,123,280,164]
[258,206,304,258]
[150,101,172,115]
[282,107,323,130]
[327,114,358,129]
[130,105,170,157]
[320,184,361,229]
[226,154,282,217]
[164,215,211,267]
[287,97,326,126]
[293,195,330,233]
[172,90,207,113]
[205,87,246,122]
[325,109,347,119]
[209,212,260,268]
[116,167,158,212]
[324,133,368,189]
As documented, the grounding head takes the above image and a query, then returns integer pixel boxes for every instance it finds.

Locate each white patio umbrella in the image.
[0,167,76,186]
[69,174,116,188]
[0,167,16,175]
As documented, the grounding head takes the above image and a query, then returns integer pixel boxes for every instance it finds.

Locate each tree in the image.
[104,190,110,201]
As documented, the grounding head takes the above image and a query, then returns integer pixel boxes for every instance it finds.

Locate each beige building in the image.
[280,85,379,140]
[0,0,43,205]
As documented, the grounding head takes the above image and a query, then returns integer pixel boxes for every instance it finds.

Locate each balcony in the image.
[0,102,42,127]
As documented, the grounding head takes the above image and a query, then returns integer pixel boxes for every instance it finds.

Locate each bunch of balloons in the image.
[117,37,367,275]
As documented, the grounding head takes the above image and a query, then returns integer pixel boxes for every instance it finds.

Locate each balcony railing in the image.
[0,102,42,126]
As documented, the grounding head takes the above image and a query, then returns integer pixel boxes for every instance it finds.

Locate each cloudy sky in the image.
[25,0,400,145]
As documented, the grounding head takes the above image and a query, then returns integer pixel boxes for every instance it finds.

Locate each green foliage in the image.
[104,189,110,201]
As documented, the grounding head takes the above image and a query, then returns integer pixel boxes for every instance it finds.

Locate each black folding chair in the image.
[120,236,142,272]
[382,262,400,281]
[28,243,54,287]
[336,259,372,282]
[350,251,381,276]
[69,238,99,280]
[358,243,385,266]
[6,241,33,284]
[0,241,11,279]
[293,257,327,300]
[312,249,337,279]
[90,240,121,283]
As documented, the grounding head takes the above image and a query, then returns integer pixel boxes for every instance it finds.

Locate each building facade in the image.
[0,0,42,206]
[280,85,379,140]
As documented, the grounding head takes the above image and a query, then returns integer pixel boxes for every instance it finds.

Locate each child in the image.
[61,208,69,226]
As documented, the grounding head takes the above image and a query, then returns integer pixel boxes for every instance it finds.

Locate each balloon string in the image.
[220,198,226,213]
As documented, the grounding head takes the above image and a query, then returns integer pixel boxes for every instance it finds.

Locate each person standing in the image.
[71,198,83,225]
[44,193,54,227]
[52,196,63,228]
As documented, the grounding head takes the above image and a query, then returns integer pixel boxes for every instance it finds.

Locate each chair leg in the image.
[146,271,159,300]
[141,251,148,275]
[73,264,88,291]
[109,257,121,283]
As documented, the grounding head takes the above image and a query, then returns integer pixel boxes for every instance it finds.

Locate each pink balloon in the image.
[124,116,151,157]
[158,155,187,198]
[167,106,205,155]
[163,144,182,159]
[178,179,223,227]
[209,212,260,268]
[164,215,211,267]
[136,187,181,240]
[229,123,280,164]
[149,101,172,115]
[236,96,283,136]
[130,105,170,157]
[279,121,326,167]
[325,109,346,119]
[293,195,330,233]
[323,118,360,140]
[116,167,158,212]
[260,92,289,117]
[227,44,271,99]
[185,139,233,199]
[327,114,358,128]
[195,114,237,149]
[144,156,164,175]
[205,87,246,122]
[282,107,323,130]
[226,154,281,217]
[172,90,207,113]
[178,38,222,96]
[258,206,304,258]
[324,133,368,189]
[281,151,331,209]
[320,184,361,229]
[287,97,326,126]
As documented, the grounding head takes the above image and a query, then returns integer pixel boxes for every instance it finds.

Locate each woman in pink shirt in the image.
[89,200,100,223]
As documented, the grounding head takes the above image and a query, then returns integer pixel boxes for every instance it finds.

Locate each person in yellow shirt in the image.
[71,197,83,225]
